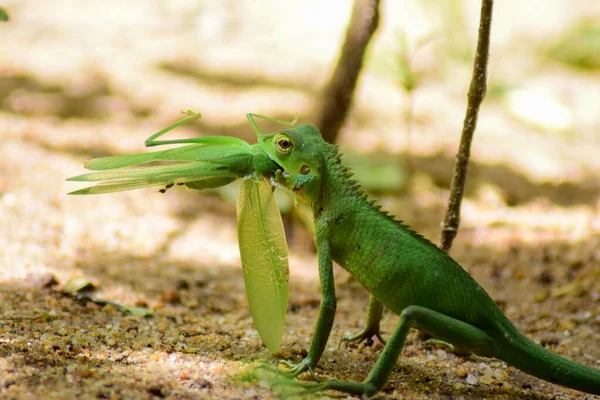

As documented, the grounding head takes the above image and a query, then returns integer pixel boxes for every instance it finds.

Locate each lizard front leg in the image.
[340,295,386,347]
[280,219,336,380]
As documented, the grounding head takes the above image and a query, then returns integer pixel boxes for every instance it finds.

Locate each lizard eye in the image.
[275,135,293,153]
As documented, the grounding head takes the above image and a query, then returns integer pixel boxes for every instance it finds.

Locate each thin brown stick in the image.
[316,0,381,144]
[440,0,494,252]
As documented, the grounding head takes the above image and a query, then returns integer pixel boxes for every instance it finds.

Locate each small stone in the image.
[160,288,181,304]
[134,299,148,307]
[493,368,508,382]
[179,371,190,380]
[480,375,493,384]
[26,272,58,288]
[175,279,190,290]
[479,363,493,377]
[455,365,469,377]
[466,373,478,385]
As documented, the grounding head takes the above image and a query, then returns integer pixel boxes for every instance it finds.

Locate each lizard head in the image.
[258,124,326,208]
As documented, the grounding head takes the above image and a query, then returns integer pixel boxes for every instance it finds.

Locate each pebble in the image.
[466,373,478,385]
[455,365,469,377]
[493,368,508,382]
[479,362,493,377]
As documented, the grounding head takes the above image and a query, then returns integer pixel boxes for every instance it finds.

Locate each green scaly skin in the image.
[257,124,600,397]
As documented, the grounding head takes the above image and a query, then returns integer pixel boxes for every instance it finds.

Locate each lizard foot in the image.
[272,378,382,399]
[254,357,320,382]
[339,328,386,348]
[423,338,470,355]
[423,338,455,351]
[277,356,321,381]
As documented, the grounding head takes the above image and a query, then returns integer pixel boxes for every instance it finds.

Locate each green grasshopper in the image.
[68,112,297,353]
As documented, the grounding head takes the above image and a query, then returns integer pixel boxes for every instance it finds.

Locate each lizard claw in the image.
[271,378,383,399]
[271,379,329,399]
[339,329,386,349]
[277,356,320,381]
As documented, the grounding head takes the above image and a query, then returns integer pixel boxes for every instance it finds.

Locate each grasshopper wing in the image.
[236,174,289,353]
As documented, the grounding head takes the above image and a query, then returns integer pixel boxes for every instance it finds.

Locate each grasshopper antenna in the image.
[247,113,299,136]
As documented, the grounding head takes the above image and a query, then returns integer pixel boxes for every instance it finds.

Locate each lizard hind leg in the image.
[340,295,386,348]
[276,306,495,398]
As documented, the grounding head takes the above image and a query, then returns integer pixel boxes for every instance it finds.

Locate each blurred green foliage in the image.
[548,20,600,71]
[0,7,8,21]
[434,0,472,64]
[342,151,406,193]
[370,30,429,94]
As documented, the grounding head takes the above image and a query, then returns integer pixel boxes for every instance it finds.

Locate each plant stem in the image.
[440,0,494,252]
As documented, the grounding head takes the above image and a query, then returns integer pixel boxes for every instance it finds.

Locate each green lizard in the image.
[257,124,600,397]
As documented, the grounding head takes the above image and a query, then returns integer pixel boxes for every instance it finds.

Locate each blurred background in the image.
[1,1,600,399]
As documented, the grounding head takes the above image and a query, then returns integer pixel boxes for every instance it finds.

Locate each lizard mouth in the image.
[265,155,287,176]
[270,161,290,182]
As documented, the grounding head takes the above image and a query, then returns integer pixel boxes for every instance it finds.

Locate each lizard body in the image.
[258,124,600,397]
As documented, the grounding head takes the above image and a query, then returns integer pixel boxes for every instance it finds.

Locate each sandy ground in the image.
[1,1,600,399]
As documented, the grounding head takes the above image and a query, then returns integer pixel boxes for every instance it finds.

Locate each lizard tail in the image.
[495,326,600,395]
